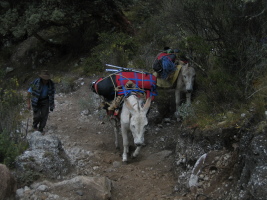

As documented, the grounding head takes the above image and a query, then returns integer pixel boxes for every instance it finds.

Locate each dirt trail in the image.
[43,77,179,200]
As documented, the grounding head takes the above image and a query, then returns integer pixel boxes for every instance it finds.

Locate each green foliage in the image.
[16,169,40,187]
[183,36,211,56]
[197,67,244,111]
[0,74,24,132]
[0,0,134,46]
[0,131,28,168]
[249,71,267,121]
[82,57,104,75]
[0,70,28,168]
[82,31,138,75]
[177,103,196,120]
[57,77,76,93]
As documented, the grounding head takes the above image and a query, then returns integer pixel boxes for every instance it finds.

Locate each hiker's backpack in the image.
[152,52,170,73]
[160,55,176,79]
[153,52,176,79]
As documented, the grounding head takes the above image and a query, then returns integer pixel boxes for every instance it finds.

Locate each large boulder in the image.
[0,164,16,200]
[15,131,71,180]
[16,176,112,200]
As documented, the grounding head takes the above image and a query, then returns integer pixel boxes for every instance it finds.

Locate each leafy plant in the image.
[0,130,28,168]
[177,103,196,120]
[0,70,28,168]
[16,169,40,188]
[80,31,140,75]
[56,76,77,93]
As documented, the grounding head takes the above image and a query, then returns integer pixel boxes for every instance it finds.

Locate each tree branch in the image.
[246,86,267,99]
[248,9,266,20]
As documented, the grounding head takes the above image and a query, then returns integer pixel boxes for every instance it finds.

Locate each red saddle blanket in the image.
[115,72,157,90]
[92,71,157,100]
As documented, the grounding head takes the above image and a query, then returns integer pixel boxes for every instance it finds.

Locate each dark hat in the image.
[164,47,170,51]
[39,70,51,80]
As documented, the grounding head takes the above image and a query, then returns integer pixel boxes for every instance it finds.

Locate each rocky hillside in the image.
[1,74,266,200]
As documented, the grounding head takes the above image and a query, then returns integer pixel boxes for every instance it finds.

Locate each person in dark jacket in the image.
[27,70,55,134]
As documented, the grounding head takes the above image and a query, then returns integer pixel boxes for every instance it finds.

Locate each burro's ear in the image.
[124,98,135,114]
[142,97,152,114]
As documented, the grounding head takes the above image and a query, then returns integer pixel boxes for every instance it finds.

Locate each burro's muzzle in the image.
[130,115,147,147]
[134,136,145,146]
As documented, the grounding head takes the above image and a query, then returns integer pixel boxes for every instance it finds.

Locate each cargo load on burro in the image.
[91,64,157,162]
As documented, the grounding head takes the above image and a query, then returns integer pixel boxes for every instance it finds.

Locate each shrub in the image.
[249,71,267,122]
[196,67,244,111]
[0,70,28,168]
[82,31,138,75]
[0,75,23,133]
[0,131,28,168]
[55,76,77,93]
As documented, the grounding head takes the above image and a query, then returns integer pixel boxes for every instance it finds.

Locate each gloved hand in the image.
[50,108,53,112]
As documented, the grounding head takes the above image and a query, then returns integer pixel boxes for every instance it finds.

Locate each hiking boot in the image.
[32,126,38,131]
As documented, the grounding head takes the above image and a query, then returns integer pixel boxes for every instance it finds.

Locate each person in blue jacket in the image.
[27,70,55,134]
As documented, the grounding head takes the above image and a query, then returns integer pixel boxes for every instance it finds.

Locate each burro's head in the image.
[125,97,152,146]
[182,63,196,93]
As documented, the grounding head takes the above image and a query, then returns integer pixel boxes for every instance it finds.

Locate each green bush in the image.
[82,57,104,75]
[82,31,138,75]
[16,169,40,187]
[0,70,28,168]
[59,77,76,93]
[197,67,243,111]
[0,131,28,168]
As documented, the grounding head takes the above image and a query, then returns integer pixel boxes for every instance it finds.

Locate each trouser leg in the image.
[33,109,41,129]
[38,99,49,132]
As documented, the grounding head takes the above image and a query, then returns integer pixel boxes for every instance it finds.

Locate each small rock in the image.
[163,118,171,123]
[76,190,84,196]
[16,188,24,198]
[37,185,48,192]
[241,113,246,118]
[157,124,163,128]
[113,161,121,168]
[24,186,30,191]
[6,67,14,73]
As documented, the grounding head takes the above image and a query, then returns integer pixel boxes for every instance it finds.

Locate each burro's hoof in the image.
[122,154,128,163]
[174,112,182,121]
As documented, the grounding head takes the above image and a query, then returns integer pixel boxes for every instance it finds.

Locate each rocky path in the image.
[39,77,179,200]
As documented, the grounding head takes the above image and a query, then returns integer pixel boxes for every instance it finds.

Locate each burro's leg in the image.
[111,117,120,149]
[132,146,142,158]
[186,92,192,105]
[175,89,181,120]
[121,124,129,162]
